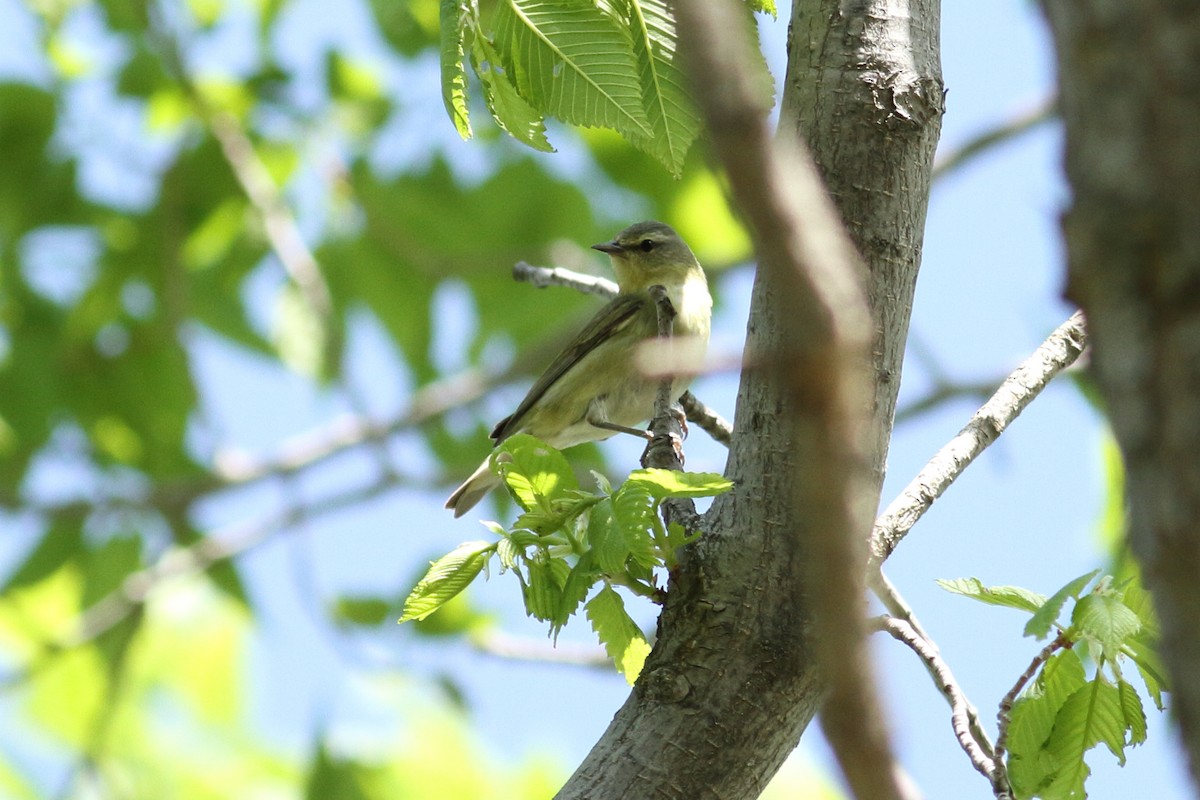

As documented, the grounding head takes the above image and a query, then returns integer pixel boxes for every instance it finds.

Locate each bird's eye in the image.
[639,239,655,252]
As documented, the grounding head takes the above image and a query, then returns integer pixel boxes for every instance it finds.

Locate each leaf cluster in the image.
[439,0,773,175]
[940,571,1166,799]
[400,434,731,683]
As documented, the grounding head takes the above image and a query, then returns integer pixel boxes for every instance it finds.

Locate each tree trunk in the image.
[1041,0,1200,790]
[554,1,942,796]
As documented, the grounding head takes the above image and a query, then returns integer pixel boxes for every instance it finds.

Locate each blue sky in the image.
[0,0,1192,797]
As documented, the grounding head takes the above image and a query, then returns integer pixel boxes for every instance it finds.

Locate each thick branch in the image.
[556,0,943,796]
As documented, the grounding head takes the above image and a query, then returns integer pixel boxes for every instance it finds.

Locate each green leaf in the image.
[471,35,554,151]
[587,498,627,573]
[1046,677,1126,777]
[1025,569,1101,640]
[615,0,701,175]
[493,434,579,511]
[1007,651,1088,798]
[1071,591,1141,663]
[522,556,563,621]
[552,553,599,639]
[493,0,653,142]
[497,535,524,571]
[935,577,1047,614]
[586,585,651,684]
[625,468,733,499]
[610,482,659,569]
[400,541,494,622]
[1118,678,1148,747]
[1124,632,1168,711]
[440,0,473,139]
[744,0,776,16]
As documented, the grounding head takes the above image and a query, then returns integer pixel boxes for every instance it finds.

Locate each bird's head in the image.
[591,221,702,291]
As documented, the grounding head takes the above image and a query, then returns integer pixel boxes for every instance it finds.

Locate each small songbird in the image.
[445,221,712,517]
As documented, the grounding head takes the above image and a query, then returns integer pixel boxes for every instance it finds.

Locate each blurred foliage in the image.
[0,0,753,796]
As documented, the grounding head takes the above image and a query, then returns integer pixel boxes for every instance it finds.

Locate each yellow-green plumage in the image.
[445,221,712,517]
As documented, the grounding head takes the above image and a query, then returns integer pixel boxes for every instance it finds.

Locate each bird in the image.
[445,221,712,517]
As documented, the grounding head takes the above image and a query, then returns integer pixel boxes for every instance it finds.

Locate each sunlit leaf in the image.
[586,584,650,684]
[400,541,495,622]
[936,577,1047,614]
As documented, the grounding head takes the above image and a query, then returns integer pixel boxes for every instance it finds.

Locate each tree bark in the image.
[781,0,944,487]
[554,1,942,796]
[1041,0,1200,789]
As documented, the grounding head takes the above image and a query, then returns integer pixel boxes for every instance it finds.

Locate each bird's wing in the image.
[490,292,646,442]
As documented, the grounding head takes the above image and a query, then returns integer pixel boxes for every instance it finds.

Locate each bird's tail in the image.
[445,460,503,518]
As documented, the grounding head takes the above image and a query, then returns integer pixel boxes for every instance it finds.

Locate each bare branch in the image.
[870,312,1088,566]
[513,261,619,297]
[871,570,996,760]
[875,616,1010,796]
[870,571,1010,797]
[932,96,1057,183]
[679,391,732,447]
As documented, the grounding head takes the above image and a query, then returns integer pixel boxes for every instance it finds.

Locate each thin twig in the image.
[679,391,733,446]
[871,570,1009,797]
[870,312,1088,566]
[871,570,996,761]
[513,261,619,297]
[875,616,1009,795]
[932,96,1058,183]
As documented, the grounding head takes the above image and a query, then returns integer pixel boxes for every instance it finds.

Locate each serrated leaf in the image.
[400,541,494,622]
[493,0,653,143]
[1010,651,1088,754]
[1124,632,1168,711]
[440,0,473,139]
[1025,569,1101,640]
[493,434,579,511]
[625,467,733,499]
[587,497,628,572]
[614,0,700,175]
[496,536,524,570]
[744,0,776,16]
[586,584,650,684]
[936,577,1047,614]
[1046,677,1126,783]
[1071,592,1141,662]
[1008,651,1088,799]
[611,482,659,568]
[552,553,598,639]
[523,557,563,621]
[1118,678,1148,747]
[472,35,554,151]
[1121,579,1160,638]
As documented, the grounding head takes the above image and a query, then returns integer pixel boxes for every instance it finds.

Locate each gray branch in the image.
[870,312,1088,566]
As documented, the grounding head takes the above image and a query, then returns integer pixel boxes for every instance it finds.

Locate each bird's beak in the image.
[591,240,622,254]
